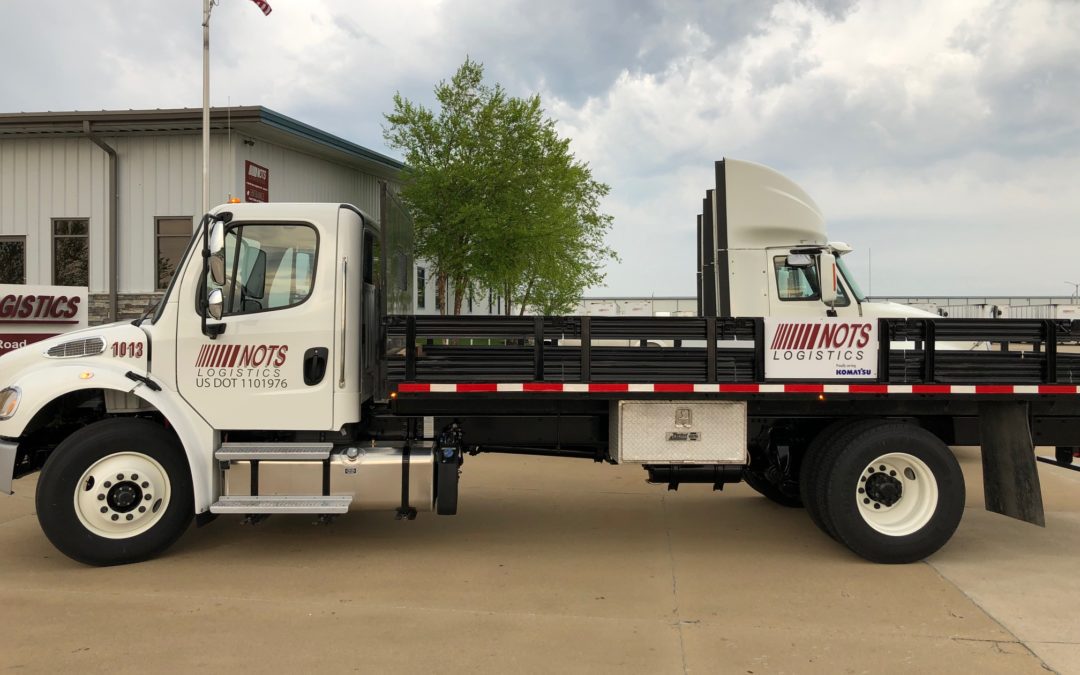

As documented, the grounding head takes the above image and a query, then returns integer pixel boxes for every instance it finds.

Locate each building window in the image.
[156,217,192,290]
[416,267,426,309]
[0,237,26,284]
[53,219,89,287]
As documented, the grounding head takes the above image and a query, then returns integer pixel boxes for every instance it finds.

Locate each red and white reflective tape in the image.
[396,383,1080,395]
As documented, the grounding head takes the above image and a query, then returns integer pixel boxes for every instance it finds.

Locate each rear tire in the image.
[36,418,194,566]
[801,419,878,539]
[818,422,965,563]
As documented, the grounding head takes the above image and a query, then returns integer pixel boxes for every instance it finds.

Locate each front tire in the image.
[36,418,194,566]
[817,422,965,564]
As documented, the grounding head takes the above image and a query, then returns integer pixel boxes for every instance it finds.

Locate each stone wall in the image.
[89,293,164,325]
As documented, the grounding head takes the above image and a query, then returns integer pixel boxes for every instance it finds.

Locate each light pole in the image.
[202,0,219,215]
[1066,281,1080,303]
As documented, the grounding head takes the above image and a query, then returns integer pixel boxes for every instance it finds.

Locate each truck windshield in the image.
[836,256,867,302]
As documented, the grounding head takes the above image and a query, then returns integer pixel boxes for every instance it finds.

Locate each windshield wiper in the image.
[131,300,160,327]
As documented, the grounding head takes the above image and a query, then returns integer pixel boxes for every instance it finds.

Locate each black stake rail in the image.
[384,316,1080,387]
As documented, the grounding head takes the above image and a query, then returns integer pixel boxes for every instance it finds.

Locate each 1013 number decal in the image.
[112,341,144,358]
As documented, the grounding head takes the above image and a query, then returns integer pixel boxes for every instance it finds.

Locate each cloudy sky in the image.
[1,0,1078,298]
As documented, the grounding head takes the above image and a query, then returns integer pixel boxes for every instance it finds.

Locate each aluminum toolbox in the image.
[610,400,747,464]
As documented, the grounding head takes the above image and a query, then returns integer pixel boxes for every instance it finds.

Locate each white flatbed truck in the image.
[0,159,1076,565]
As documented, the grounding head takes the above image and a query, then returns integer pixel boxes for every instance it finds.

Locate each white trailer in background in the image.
[1010,305,1080,320]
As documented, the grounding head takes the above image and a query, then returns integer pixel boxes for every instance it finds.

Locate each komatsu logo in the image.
[195,344,288,368]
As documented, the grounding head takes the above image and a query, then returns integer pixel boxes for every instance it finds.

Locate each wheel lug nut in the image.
[879,465,886,471]
[126,514,133,521]
[868,468,874,473]
[863,498,870,504]
[97,494,105,501]
[141,482,149,488]
[100,506,108,513]
[858,488,865,494]
[131,474,139,481]
[890,470,897,476]
[111,514,119,521]
[104,481,112,488]
[117,474,124,480]
[139,506,146,513]
[144,494,152,501]
[874,503,881,509]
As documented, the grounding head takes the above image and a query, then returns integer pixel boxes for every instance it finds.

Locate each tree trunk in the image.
[437,272,448,316]
[518,276,536,316]
[453,276,466,316]
[504,282,512,316]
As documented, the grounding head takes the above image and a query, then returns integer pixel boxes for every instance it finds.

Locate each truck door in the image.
[176,219,336,430]
[768,252,859,318]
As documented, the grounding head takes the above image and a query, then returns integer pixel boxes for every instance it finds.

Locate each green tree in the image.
[383,58,616,315]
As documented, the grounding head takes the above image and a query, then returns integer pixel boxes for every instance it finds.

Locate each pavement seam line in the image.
[925,559,1056,674]
[0,585,677,625]
[0,514,35,529]
[661,494,689,675]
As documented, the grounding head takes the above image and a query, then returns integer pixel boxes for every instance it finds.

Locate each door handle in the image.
[303,347,329,386]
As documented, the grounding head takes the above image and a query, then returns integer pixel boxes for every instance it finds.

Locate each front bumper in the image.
[0,440,16,495]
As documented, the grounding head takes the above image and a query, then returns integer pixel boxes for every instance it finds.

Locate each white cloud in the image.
[541,0,1080,295]
[0,0,1077,296]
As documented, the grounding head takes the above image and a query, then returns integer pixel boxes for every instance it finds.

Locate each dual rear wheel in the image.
[798,420,965,563]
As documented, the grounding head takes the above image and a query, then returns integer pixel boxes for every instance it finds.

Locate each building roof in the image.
[0,106,403,177]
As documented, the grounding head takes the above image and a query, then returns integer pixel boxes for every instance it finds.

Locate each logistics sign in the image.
[0,285,88,357]
[194,343,290,389]
[764,318,878,380]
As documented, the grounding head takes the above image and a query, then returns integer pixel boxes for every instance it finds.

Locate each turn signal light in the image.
[0,387,20,420]
[229,197,242,203]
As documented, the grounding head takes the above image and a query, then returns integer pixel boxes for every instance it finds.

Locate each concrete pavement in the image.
[0,447,1077,673]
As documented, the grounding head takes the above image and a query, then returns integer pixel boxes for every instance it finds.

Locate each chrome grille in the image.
[45,337,106,359]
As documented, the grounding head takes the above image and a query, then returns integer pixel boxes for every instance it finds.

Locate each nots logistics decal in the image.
[764,319,878,380]
[195,344,290,389]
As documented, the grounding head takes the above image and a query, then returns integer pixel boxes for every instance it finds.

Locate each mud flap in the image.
[979,401,1045,526]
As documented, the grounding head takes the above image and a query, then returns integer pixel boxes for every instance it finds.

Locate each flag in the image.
[248,0,272,16]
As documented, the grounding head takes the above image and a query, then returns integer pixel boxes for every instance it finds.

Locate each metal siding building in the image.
[0,107,403,323]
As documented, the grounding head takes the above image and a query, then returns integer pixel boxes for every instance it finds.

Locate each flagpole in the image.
[202,0,213,215]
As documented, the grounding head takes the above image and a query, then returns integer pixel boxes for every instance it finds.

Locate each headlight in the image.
[0,387,20,420]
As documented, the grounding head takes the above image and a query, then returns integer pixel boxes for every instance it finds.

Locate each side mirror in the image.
[819,252,838,307]
[208,221,226,286]
[207,288,224,320]
[786,253,813,268]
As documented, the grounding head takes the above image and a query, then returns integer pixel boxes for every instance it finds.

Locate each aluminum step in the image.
[210,495,352,514]
[215,443,333,461]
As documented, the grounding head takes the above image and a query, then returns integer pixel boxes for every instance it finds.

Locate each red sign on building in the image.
[244,161,269,202]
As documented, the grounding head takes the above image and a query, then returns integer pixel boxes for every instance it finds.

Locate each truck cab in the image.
[700,158,935,322]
